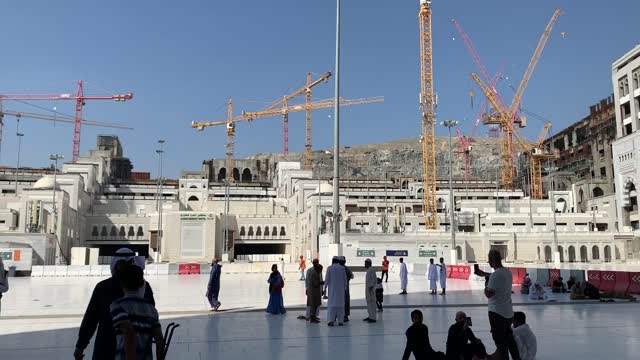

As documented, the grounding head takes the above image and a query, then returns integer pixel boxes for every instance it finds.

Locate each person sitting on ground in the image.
[445,311,486,360]
[402,309,444,360]
[512,312,537,360]
[528,282,547,301]
[110,263,164,360]
[552,277,567,293]
[566,276,576,291]
[375,277,384,312]
[520,273,532,295]
[570,281,586,300]
[583,282,600,300]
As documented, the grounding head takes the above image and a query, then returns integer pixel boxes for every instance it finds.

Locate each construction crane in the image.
[470,9,561,189]
[0,80,133,161]
[419,0,437,230]
[192,96,384,181]
[455,128,473,180]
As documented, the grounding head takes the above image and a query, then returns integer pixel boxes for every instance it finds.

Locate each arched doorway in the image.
[537,246,541,261]
[544,246,552,262]
[558,246,564,262]
[568,246,576,263]
[580,245,588,262]
[556,198,567,213]
[217,168,226,181]
[615,246,621,260]
[242,168,252,182]
[592,246,600,260]
[604,245,612,262]
[623,178,637,209]
[592,187,604,198]
[233,168,240,181]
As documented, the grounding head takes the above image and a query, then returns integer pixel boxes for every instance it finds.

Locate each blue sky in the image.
[0,0,638,177]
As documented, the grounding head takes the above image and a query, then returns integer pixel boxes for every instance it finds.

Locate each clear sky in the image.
[0,0,638,178]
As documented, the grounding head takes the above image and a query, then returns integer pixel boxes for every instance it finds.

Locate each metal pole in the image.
[15,120,24,195]
[549,173,559,263]
[590,170,596,231]
[366,160,370,213]
[495,167,499,213]
[332,0,341,245]
[528,155,533,229]
[384,171,388,233]
[447,125,456,249]
[156,140,165,262]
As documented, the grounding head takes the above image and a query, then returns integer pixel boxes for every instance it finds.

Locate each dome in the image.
[314,183,333,194]
[32,176,57,190]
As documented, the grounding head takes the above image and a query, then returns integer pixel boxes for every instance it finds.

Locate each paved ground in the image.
[1,272,639,359]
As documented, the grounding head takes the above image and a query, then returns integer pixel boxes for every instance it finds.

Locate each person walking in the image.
[484,250,521,360]
[436,257,447,295]
[324,256,347,326]
[266,264,286,315]
[338,256,354,322]
[298,255,306,281]
[426,258,438,295]
[74,248,155,360]
[399,257,408,295]
[306,260,323,323]
[364,258,377,323]
[0,258,9,315]
[206,258,222,311]
[381,256,390,282]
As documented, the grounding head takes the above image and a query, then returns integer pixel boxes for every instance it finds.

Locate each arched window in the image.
[544,246,552,263]
[615,246,621,260]
[242,168,252,182]
[580,246,588,262]
[189,185,198,189]
[568,246,576,263]
[558,246,564,262]
[101,226,108,237]
[110,226,118,237]
[455,246,462,261]
[119,226,126,237]
[592,187,604,198]
[537,246,541,260]
[137,226,144,237]
[188,195,199,202]
[233,168,240,181]
[264,226,270,236]
[217,168,226,182]
[248,226,254,236]
[604,245,611,262]
[240,226,246,236]
[280,226,286,236]
[128,226,135,237]
[91,226,99,237]
[592,246,600,260]
[256,227,262,236]
[272,226,277,237]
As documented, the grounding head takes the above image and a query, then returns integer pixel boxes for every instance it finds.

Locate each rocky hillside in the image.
[250,136,502,181]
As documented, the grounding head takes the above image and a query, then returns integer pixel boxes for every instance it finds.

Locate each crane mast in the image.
[419,0,437,230]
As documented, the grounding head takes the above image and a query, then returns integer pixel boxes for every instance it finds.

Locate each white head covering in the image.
[110,248,145,276]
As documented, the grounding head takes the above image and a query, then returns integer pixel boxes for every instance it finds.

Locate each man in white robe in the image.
[399,257,408,295]
[436,257,447,295]
[364,258,377,323]
[426,258,438,294]
[324,256,347,326]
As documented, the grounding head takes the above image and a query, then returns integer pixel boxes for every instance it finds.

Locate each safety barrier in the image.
[178,263,201,275]
[446,265,453,278]
[613,272,629,293]
[509,268,527,284]
[599,271,616,292]
[587,270,601,288]
[628,273,640,295]
[448,265,471,280]
[547,269,561,287]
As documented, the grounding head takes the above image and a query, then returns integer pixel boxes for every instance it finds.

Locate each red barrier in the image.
[447,265,453,278]
[587,271,601,288]
[519,268,528,282]
[510,268,522,284]
[459,265,471,280]
[450,266,458,279]
[628,273,640,295]
[178,263,200,275]
[547,269,560,287]
[613,272,630,293]
[600,271,616,292]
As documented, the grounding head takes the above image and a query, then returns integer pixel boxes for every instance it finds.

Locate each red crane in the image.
[0,80,133,161]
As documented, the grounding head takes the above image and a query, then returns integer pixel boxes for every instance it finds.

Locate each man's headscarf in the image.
[331,256,339,264]
[110,248,145,276]
[338,256,346,265]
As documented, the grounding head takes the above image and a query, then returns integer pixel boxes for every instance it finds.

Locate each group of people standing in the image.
[427,257,447,295]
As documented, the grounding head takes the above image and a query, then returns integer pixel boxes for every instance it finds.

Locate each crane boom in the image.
[419,0,437,230]
[508,9,561,116]
[1,110,133,129]
[263,71,332,112]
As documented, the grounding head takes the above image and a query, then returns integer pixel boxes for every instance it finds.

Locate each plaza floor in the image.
[1,272,639,359]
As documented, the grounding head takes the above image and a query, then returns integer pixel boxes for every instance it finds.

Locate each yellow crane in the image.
[192,96,384,181]
[473,9,561,189]
[419,0,437,229]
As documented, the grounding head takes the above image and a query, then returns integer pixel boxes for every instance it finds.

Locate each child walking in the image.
[375,277,384,311]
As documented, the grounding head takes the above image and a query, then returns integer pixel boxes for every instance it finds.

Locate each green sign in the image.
[180,213,214,221]
[0,252,12,260]
[419,249,438,257]
[357,249,375,257]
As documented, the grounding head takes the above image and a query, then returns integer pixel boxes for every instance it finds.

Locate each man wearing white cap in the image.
[324,256,347,326]
[74,248,155,360]
[363,258,377,323]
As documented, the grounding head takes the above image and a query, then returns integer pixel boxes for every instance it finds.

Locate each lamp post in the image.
[332,0,341,245]
[15,120,24,195]
[441,120,458,263]
[49,154,64,235]
[156,140,165,262]
[384,170,401,233]
[546,164,560,265]
[223,178,230,261]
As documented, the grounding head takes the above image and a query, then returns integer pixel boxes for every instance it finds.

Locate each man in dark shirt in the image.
[402,309,442,360]
[74,249,155,360]
[446,311,486,360]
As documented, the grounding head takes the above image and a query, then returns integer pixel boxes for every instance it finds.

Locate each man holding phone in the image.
[446,311,486,360]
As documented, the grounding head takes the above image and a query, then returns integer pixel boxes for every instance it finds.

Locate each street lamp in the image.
[441,120,458,262]
[332,0,341,246]
[49,154,64,234]
[384,170,401,233]
[15,120,24,195]
[155,140,165,262]
[546,164,560,265]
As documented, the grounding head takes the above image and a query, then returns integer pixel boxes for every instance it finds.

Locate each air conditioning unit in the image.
[532,148,543,155]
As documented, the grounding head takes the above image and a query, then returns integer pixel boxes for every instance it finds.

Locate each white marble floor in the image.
[1,273,639,359]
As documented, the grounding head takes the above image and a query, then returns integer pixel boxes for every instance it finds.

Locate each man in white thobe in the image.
[436,257,447,295]
[399,257,408,295]
[364,258,377,323]
[0,258,9,315]
[426,258,438,294]
[324,256,347,326]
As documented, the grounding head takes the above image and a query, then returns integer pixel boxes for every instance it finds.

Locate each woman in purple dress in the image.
[266,264,286,314]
